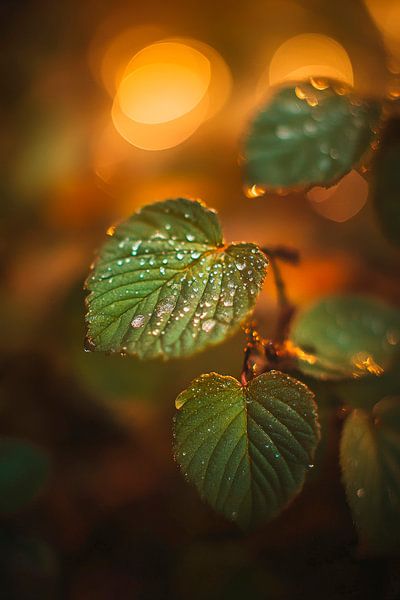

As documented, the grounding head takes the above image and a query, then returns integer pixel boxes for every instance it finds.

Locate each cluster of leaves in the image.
[84,192,400,546]
[83,76,400,551]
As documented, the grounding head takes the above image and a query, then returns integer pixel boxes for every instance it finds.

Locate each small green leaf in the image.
[334,369,400,411]
[85,198,268,359]
[340,397,400,553]
[173,370,320,530]
[243,81,381,191]
[0,438,51,514]
[372,142,400,246]
[291,294,400,380]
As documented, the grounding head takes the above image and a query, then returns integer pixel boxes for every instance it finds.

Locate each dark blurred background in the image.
[1,0,400,598]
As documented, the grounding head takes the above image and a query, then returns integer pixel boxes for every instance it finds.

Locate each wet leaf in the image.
[0,438,51,514]
[173,371,319,530]
[85,198,267,359]
[243,81,380,192]
[334,369,400,411]
[291,295,400,380]
[340,397,400,553]
[372,142,400,246]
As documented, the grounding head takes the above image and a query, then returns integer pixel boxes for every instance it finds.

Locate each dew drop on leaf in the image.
[131,315,145,328]
[202,319,216,332]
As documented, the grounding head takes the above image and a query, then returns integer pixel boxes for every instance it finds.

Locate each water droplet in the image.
[356,488,365,498]
[303,120,317,135]
[201,319,216,333]
[185,233,195,242]
[131,315,145,328]
[156,297,175,317]
[244,184,266,198]
[131,240,142,254]
[276,125,292,140]
[236,261,246,271]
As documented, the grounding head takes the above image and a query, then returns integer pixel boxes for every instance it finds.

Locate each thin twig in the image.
[262,248,298,343]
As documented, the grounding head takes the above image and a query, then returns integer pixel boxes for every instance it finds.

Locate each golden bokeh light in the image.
[267,34,354,87]
[364,1,400,43]
[117,44,211,124]
[88,24,166,96]
[111,39,231,151]
[364,0,400,60]
[307,170,368,222]
[111,92,209,151]
[162,38,232,121]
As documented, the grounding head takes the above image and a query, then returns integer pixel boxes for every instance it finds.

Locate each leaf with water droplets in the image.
[243,80,381,192]
[372,142,400,246]
[291,295,400,380]
[0,438,51,514]
[85,198,268,359]
[340,397,400,553]
[173,371,320,530]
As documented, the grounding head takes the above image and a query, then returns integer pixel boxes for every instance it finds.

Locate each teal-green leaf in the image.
[0,438,51,514]
[85,198,268,359]
[243,81,381,191]
[173,370,320,530]
[340,397,400,553]
[372,142,400,246]
[291,295,400,380]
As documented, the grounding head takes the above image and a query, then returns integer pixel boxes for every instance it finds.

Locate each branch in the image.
[261,246,298,343]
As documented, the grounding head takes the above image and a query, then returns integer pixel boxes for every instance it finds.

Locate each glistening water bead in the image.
[131,315,145,328]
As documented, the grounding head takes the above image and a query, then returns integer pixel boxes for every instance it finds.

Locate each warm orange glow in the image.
[111,39,231,151]
[167,38,232,120]
[88,24,165,96]
[267,34,354,88]
[307,170,368,223]
[364,0,400,52]
[244,184,266,198]
[111,93,209,151]
[117,174,221,216]
[118,61,210,125]
[352,352,384,376]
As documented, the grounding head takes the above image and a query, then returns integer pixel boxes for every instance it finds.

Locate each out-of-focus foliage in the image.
[243,81,381,192]
[340,397,400,554]
[291,294,400,379]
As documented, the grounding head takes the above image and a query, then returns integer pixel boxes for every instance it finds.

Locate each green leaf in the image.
[85,198,268,360]
[291,294,400,380]
[372,142,400,246]
[334,369,400,411]
[173,370,320,530]
[243,81,381,192]
[340,397,400,553]
[0,438,51,514]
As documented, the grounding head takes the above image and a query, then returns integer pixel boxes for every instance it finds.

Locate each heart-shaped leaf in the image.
[85,198,268,359]
[340,397,400,553]
[0,438,51,514]
[372,142,400,246]
[291,295,400,380]
[174,370,320,530]
[243,80,381,192]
